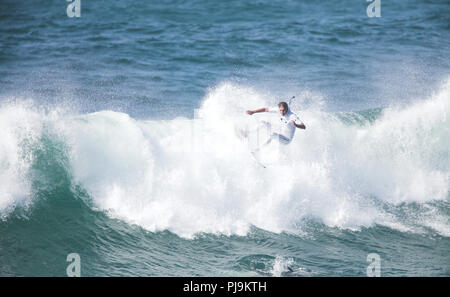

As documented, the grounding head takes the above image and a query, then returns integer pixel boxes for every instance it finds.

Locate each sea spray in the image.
[0,80,448,238]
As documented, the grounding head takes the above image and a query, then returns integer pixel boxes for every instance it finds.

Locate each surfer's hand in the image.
[297,123,306,129]
[246,110,254,115]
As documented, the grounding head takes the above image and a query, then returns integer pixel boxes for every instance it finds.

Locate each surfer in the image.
[246,102,305,151]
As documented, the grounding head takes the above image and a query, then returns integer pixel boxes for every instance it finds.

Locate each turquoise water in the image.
[0,0,449,276]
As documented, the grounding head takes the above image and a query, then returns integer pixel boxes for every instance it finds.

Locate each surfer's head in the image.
[278,102,288,116]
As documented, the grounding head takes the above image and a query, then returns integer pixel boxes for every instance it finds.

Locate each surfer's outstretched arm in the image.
[293,121,306,129]
[246,107,269,115]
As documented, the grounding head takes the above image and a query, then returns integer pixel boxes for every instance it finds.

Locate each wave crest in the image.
[0,80,448,237]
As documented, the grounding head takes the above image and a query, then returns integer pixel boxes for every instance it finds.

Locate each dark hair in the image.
[278,102,288,111]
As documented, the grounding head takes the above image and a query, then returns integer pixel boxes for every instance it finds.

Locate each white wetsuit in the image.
[266,107,302,145]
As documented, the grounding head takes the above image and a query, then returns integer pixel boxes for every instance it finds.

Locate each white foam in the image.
[1,79,449,238]
[270,256,294,277]
[0,101,42,217]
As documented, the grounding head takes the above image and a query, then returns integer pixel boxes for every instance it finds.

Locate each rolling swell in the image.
[0,79,449,276]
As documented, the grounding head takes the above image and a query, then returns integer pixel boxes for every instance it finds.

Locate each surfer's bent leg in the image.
[276,134,291,145]
[253,133,290,152]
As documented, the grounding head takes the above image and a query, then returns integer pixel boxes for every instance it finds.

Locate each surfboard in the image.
[251,151,266,168]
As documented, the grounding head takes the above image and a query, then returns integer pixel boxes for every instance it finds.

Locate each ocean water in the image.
[0,0,449,276]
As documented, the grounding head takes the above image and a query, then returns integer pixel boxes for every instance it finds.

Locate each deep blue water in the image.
[0,0,449,276]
